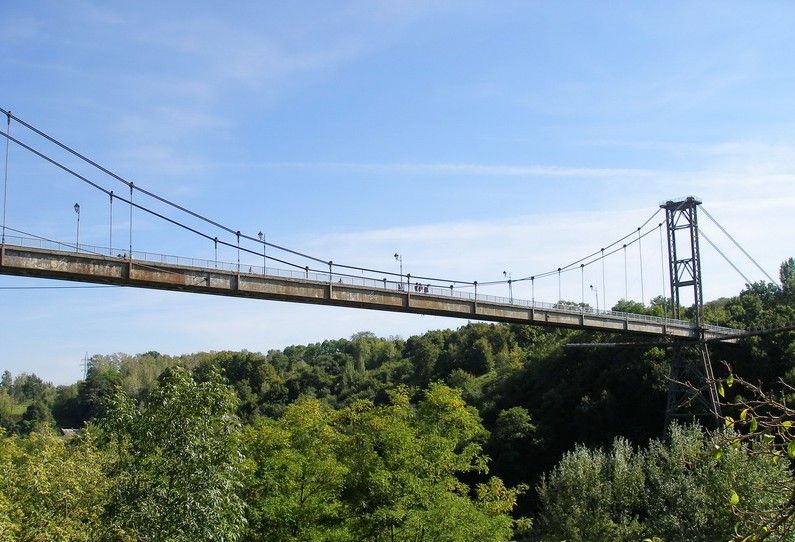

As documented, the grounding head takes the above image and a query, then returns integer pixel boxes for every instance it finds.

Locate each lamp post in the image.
[394,253,403,290]
[503,270,513,303]
[258,231,267,274]
[590,284,599,312]
[73,203,80,252]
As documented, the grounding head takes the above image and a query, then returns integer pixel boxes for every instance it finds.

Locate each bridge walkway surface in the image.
[0,239,742,342]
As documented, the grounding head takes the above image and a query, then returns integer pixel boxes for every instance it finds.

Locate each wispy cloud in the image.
[216,159,795,193]
[242,161,659,179]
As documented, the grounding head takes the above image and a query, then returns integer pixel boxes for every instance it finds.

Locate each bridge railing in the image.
[2,235,734,334]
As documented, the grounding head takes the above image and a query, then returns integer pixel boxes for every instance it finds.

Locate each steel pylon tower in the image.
[661,196,720,425]
[663,196,704,325]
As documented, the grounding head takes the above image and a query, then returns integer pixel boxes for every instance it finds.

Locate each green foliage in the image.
[17,399,53,434]
[337,384,521,541]
[781,257,795,303]
[101,366,246,542]
[0,257,792,539]
[536,424,794,542]
[0,429,110,541]
[537,437,645,541]
[240,384,524,541]
[612,298,650,315]
[241,399,349,541]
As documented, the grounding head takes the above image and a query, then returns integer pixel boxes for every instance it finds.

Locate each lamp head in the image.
[74,203,80,214]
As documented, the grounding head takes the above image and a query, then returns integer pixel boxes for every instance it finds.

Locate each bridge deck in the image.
[0,243,741,341]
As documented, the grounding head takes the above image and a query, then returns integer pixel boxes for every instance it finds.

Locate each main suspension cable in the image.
[0,109,675,293]
[0,107,340,267]
[0,129,477,285]
[701,206,777,284]
[0,115,476,285]
[699,229,753,285]
[2,111,10,244]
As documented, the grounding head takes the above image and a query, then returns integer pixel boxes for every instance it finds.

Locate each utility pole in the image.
[81,352,89,379]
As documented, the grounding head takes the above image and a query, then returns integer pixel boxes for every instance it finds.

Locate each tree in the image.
[0,429,110,541]
[10,373,54,406]
[535,424,793,542]
[339,384,526,541]
[16,400,53,435]
[711,366,795,541]
[536,437,645,541]
[643,424,788,542]
[101,366,246,541]
[0,372,11,393]
[240,399,349,541]
[612,299,649,315]
[51,383,83,429]
[488,406,537,485]
[779,257,795,303]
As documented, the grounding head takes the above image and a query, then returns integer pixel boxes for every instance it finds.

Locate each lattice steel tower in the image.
[661,196,720,425]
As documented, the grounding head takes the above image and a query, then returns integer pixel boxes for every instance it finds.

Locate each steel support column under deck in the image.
[664,339,721,426]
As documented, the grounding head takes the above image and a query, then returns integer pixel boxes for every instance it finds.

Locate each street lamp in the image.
[394,253,403,290]
[590,284,599,312]
[503,270,513,303]
[73,203,80,252]
[258,231,267,274]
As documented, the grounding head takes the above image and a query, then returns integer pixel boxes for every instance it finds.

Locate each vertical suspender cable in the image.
[128,183,133,258]
[2,112,10,244]
[638,227,645,304]
[236,231,241,273]
[557,268,562,302]
[659,223,666,316]
[623,244,628,299]
[109,191,113,255]
[601,248,606,310]
[580,264,584,306]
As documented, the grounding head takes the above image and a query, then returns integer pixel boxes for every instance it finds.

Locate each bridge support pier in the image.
[664,339,721,427]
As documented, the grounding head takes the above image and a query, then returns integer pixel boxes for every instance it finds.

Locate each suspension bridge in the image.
[0,107,788,422]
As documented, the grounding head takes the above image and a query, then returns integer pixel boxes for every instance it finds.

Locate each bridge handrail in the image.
[0,235,737,335]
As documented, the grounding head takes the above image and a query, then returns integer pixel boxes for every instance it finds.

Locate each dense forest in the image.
[0,257,793,541]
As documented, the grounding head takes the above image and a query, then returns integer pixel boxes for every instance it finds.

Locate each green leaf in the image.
[724,416,735,429]
[781,420,792,429]
[788,441,795,459]
[718,382,725,398]
[749,418,758,433]
[729,490,740,506]
[726,373,734,388]
[740,408,749,421]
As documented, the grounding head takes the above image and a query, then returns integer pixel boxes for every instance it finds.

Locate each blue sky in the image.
[1,1,794,384]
